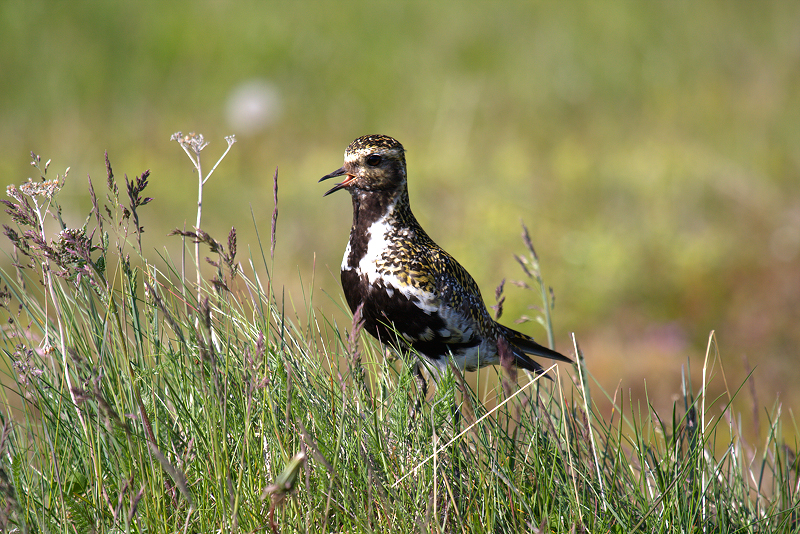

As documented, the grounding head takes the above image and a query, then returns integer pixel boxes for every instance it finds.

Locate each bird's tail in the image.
[497,324,572,376]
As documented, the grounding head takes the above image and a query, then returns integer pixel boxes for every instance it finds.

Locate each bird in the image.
[320,134,571,393]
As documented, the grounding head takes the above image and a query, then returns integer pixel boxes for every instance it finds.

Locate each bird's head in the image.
[320,134,407,197]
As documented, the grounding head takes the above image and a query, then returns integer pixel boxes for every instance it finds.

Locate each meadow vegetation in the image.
[1,2,798,530]
[0,142,796,532]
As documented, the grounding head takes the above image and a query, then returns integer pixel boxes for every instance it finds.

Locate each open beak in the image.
[319,167,356,196]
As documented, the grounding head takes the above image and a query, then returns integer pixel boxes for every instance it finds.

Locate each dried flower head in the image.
[17,170,69,200]
[171,131,208,154]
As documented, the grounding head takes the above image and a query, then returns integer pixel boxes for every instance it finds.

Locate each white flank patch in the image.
[396,279,439,314]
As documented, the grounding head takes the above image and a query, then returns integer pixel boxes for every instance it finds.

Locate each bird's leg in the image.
[410,361,428,419]
[444,361,462,431]
[412,361,428,397]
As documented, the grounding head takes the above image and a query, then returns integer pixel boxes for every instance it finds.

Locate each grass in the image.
[0,141,798,533]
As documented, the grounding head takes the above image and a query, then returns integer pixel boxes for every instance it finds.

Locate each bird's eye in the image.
[366,154,382,166]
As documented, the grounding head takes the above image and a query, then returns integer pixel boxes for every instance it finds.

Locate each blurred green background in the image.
[2,0,799,418]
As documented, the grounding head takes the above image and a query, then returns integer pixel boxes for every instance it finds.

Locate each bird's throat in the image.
[345,187,417,273]
[349,187,405,232]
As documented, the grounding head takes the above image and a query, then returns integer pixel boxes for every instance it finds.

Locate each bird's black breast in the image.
[341,269,441,345]
[340,269,479,362]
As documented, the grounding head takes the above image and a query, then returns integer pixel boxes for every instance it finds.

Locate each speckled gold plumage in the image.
[368,188,495,332]
[321,134,571,377]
